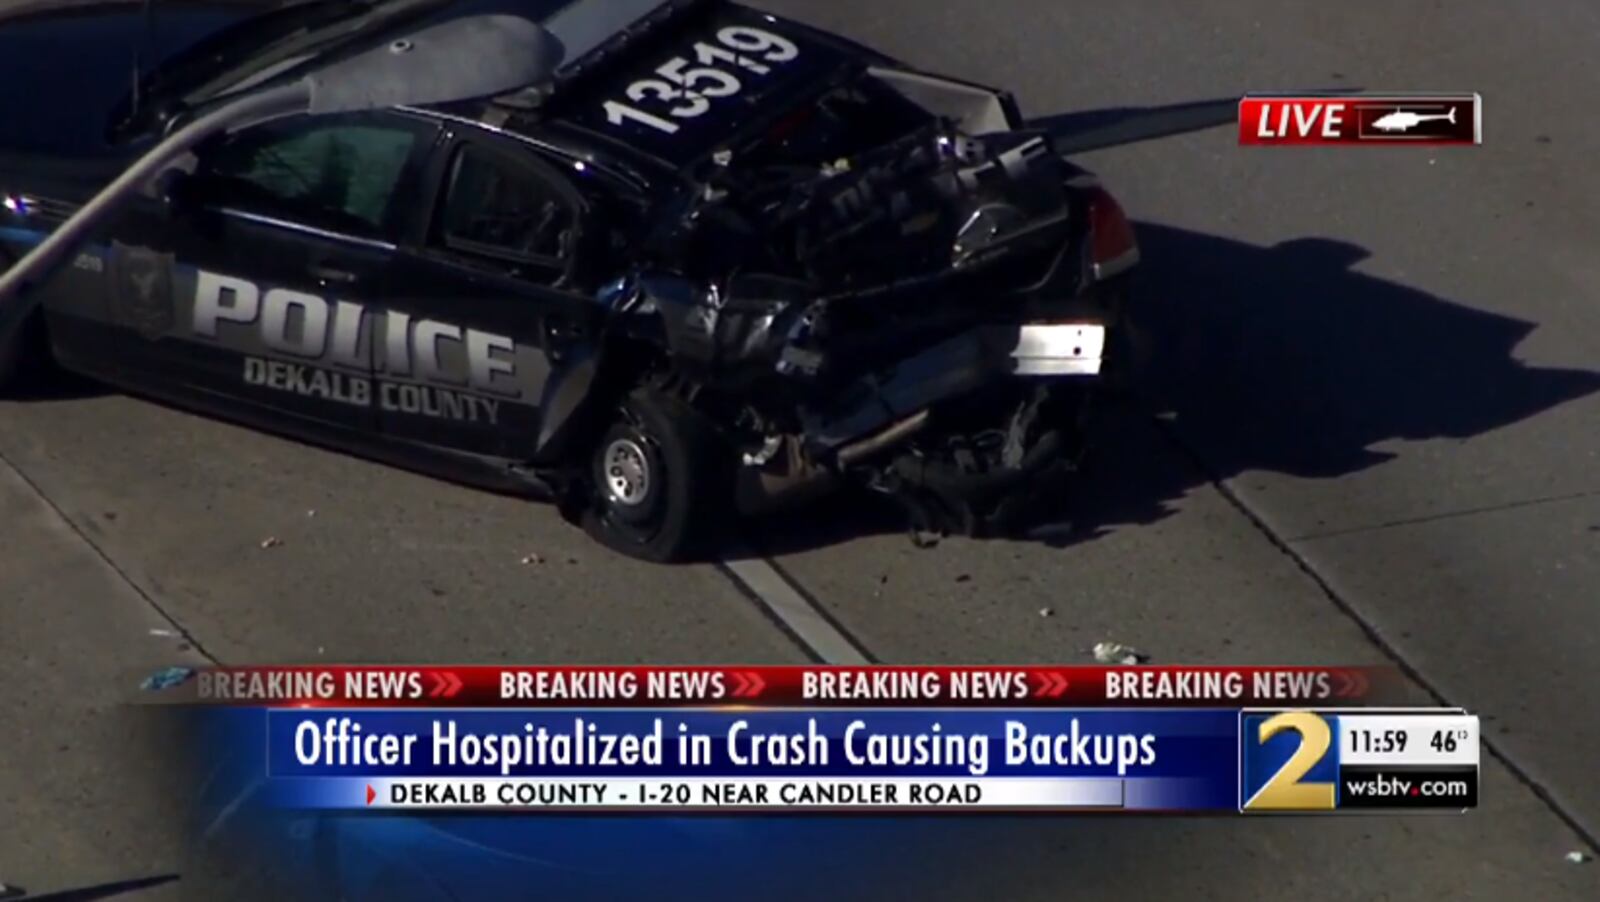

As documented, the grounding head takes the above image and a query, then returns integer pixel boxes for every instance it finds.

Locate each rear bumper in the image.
[800,318,1110,460]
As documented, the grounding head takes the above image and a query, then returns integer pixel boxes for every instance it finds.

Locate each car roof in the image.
[418,2,876,176]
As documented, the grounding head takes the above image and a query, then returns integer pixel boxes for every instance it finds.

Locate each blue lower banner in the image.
[262,708,1239,811]
[181,706,1476,899]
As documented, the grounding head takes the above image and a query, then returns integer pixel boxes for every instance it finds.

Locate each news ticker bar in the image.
[309,770,1477,813]
[1239,93,1482,146]
[240,707,1476,814]
[178,665,1392,708]
[352,777,1136,812]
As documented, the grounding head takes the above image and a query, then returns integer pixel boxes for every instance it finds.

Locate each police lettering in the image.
[193,270,519,398]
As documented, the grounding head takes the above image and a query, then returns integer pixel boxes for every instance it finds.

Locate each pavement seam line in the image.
[717,551,876,665]
[1286,488,1600,543]
[0,445,220,665]
[1147,413,1600,853]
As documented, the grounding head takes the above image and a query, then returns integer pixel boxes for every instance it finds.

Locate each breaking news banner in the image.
[165,665,1477,815]
[1238,93,1482,146]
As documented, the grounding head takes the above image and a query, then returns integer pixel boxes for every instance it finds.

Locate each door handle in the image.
[308,264,359,284]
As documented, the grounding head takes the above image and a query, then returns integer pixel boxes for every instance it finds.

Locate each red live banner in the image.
[179,665,1391,708]
[1238,93,1482,146]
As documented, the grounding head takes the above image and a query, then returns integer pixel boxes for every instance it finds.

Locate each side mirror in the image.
[150,167,200,219]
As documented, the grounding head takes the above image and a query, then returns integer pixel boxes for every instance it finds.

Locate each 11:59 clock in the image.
[1347,727,1408,755]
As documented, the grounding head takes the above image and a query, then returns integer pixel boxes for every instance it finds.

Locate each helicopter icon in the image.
[1370,107,1457,133]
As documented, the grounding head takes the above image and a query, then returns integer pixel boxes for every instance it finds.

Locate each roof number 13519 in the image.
[602,26,801,135]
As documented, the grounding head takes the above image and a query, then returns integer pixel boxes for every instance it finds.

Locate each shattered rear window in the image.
[738,76,933,168]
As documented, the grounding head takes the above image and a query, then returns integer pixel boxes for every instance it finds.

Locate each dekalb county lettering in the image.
[242,357,505,425]
[191,269,521,424]
[377,778,982,809]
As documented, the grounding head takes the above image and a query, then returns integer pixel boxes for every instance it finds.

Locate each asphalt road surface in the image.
[2,0,1599,899]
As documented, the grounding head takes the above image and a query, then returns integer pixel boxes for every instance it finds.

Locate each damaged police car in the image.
[0,0,1138,561]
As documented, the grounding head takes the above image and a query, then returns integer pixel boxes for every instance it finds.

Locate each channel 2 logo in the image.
[1239,710,1479,813]
[1239,93,1482,146]
[1240,711,1341,811]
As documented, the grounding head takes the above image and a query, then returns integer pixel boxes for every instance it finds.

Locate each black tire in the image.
[0,243,52,395]
[0,307,50,397]
[580,387,734,563]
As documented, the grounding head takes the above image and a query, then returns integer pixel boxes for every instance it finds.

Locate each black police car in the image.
[0,0,1138,561]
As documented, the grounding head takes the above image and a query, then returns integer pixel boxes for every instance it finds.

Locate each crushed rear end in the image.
[593,41,1138,537]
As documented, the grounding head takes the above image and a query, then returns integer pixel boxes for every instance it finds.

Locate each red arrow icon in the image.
[1033,672,1070,699]
[366,784,375,806]
[441,672,463,698]
[741,671,766,699]
[428,671,464,698]
[1334,671,1369,698]
[724,671,766,699]
[1349,671,1369,697]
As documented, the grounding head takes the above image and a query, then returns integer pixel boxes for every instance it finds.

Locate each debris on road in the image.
[260,536,283,549]
[1093,641,1148,665]
[148,627,178,638]
[1566,850,1590,864]
[955,574,971,584]
[1027,522,1075,541]
[520,553,545,565]
[307,509,317,518]
[1039,607,1054,618]
[140,666,195,691]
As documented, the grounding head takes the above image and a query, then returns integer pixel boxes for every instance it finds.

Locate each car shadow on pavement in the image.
[752,222,1600,556]
[7,874,178,901]
[7,366,105,400]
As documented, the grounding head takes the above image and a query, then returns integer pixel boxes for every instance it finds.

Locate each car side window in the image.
[199,114,426,240]
[437,144,577,273]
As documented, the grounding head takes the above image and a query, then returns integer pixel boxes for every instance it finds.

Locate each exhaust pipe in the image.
[836,409,931,468]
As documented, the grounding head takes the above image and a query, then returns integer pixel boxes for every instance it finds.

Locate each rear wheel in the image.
[581,387,733,563]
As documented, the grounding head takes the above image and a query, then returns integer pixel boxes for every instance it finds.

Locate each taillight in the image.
[1085,186,1139,280]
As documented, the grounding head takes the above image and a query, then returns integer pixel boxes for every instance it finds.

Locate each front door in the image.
[377,135,596,459]
[102,110,441,435]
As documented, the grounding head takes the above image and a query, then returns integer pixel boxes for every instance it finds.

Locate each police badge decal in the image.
[110,242,176,340]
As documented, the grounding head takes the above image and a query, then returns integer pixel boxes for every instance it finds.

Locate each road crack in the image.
[0,446,219,665]
[1147,412,1600,853]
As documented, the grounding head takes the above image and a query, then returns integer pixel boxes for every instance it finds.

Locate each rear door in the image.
[98,110,441,434]
[376,130,599,459]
